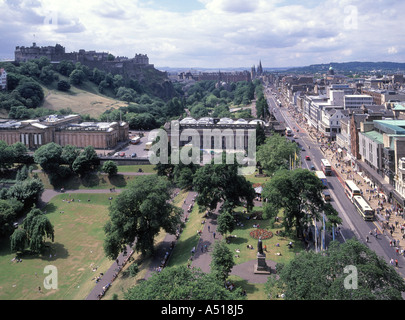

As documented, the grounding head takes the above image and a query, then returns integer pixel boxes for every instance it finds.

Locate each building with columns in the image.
[0,114,128,150]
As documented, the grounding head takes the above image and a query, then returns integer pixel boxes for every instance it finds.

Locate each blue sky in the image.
[0,0,404,69]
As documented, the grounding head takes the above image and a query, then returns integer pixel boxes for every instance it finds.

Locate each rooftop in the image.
[373,119,405,135]
[362,130,384,144]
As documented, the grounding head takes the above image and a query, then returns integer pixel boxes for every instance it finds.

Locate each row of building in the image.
[272,68,405,208]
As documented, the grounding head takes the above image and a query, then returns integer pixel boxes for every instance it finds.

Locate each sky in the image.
[0,0,404,69]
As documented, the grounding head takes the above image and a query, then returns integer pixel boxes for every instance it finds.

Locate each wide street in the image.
[264,85,405,281]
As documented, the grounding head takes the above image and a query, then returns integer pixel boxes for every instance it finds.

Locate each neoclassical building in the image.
[0,115,128,150]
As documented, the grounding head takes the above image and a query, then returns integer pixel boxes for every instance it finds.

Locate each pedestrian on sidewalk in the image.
[208,225,210,233]
[213,231,216,239]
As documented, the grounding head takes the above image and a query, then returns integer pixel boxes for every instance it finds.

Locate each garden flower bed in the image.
[249,228,273,240]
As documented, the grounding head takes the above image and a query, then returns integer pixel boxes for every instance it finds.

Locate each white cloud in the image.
[0,0,404,67]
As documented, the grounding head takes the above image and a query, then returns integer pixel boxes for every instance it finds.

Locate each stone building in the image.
[0,114,128,150]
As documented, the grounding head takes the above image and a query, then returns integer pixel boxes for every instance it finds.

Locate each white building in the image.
[319,108,347,140]
[0,68,7,90]
[344,95,373,109]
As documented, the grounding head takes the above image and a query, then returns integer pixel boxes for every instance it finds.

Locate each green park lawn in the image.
[0,163,299,301]
[0,193,112,300]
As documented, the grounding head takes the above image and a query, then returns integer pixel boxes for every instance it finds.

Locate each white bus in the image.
[353,195,375,221]
[285,127,293,136]
[130,136,141,145]
[315,171,328,188]
[320,159,332,176]
[344,180,361,201]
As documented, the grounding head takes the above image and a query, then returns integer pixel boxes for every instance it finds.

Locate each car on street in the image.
[305,155,310,160]
[113,152,120,157]
[119,152,125,157]
[310,165,316,170]
[131,153,137,158]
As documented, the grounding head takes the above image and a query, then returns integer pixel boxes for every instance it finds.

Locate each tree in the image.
[15,80,44,108]
[217,210,236,237]
[34,143,63,173]
[6,178,44,210]
[192,158,255,212]
[72,146,99,176]
[268,239,405,300]
[255,123,266,147]
[256,134,300,176]
[103,175,183,258]
[39,65,56,85]
[262,169,341,238]
[102,160,118,177]
[0,200,17,237]
[69,69,86,85]
[124,265,245,300]
[61,145,80,170]
[210,240,235,282]
[57,80,71,91]
[10,228,27,253]
[13,208,55,253]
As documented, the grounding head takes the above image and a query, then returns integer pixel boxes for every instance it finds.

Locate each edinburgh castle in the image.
[14,43,176,100]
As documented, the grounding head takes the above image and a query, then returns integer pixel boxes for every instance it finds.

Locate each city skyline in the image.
[0,0,404,68]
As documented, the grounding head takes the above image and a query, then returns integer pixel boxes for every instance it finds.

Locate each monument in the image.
[254,237,271,274]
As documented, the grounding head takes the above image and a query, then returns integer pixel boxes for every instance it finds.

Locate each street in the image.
[265,85,405,281]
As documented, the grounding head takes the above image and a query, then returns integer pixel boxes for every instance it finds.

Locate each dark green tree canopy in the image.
[124,266,244,300]
[262,169,341,237]
[257,134,300,176]
[192,158,255,212]
[103,175,183,258]
[11,208,54,254]
[269,239,405,300]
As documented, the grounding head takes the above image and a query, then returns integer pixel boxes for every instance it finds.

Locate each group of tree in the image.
[266,239,405,300]
[0,162,45,242]
[262,168,341,239]
[103,175,183,258]
[98,96,185,131]
[183,80,260,120]
[33,143,99,185]
[0,141,31,171]
[124,239,243,300]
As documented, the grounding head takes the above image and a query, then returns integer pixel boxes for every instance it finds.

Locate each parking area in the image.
[113,131,152,159]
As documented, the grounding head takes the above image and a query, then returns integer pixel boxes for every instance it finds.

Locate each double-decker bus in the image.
[285,127,293,136]
[320,159,332,176]
[352,195,375,221]
[344,180,361,201]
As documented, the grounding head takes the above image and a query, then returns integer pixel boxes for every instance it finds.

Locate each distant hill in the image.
[284,61,405,74]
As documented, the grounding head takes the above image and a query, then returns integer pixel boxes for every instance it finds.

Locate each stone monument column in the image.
[254,237,271,274]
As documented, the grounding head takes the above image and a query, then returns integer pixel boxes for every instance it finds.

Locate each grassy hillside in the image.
[41,75,129,119]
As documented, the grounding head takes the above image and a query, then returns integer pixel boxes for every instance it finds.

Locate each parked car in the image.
[113,152,120,157]
[131,153,137,158]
